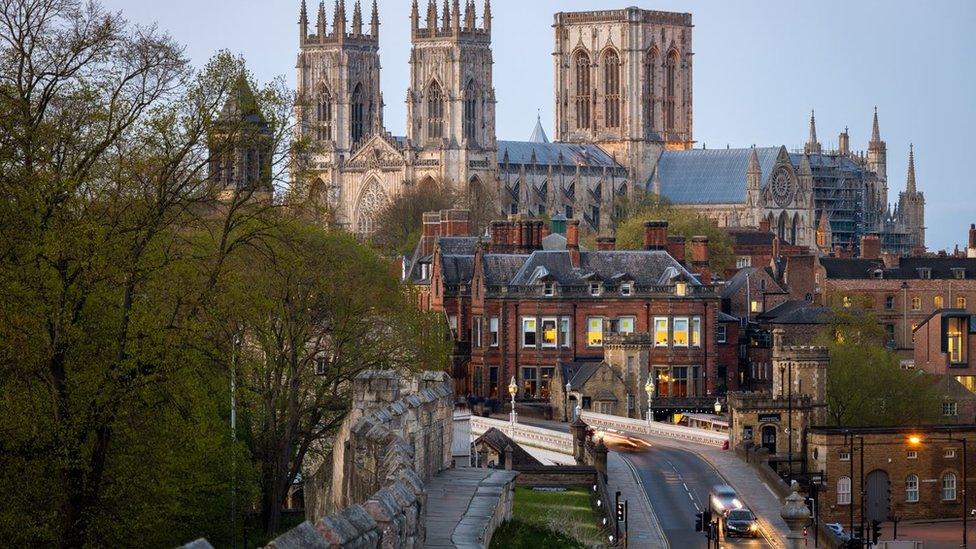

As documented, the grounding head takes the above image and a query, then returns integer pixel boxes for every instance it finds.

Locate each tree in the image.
[218,220,450,535]
[609,190,735,272]
[369,179,456,255]
[816,307,941,427]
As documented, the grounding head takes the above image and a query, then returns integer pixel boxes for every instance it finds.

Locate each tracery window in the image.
[351,83,365,145]
[644,49,658,135]
[355,180,387,237]
[316,87,333,141]
[427,81,444,140]
[665,50,678,131]
[463,80,477,144]
[574,51,591,130]
[603,50,620,128]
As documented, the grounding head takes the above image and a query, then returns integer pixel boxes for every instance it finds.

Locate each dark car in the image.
[724,509,759,538]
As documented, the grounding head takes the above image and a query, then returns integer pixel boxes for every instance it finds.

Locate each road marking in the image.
[619,453,672,549]
[764,484,778,498]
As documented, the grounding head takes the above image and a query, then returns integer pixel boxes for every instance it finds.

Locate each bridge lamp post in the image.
[714,398,722,415]
[644,376,655,425]
[508,377,518,427]
[565,382,573,421]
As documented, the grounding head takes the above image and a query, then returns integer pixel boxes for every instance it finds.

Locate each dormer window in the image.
[589,282,602,296]
[543,281,555,297]
[872,269,884,279]
[675,281,687,297]
[620,282,633,296]
[918,268,932,280]
[953,268,967,280]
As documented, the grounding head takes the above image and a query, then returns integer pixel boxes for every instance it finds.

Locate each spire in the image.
[299,0,309,43]
[316,1,326,39]
[483,0,491,32]
[804,109,821,154]
[747,146,760,176]
[464,0,475,29]
[333,0,346,36]
[529,111,549,143]
[451,0,461,32]
[442,0,450,31]
[352,0,362,35]
[427,0,437,32]
[370,0,379,37]
[906,143,917,193]
[870,106,881,144]
[411,0,419,31]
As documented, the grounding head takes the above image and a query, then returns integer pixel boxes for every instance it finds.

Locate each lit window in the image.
[589,282,602,296]
[654,317,669,347]
[587,317,604,347]
[911,297,921,311]
[560,317,572,348]
[541,317,558,348]
[945,448,957,459]
[750,300,761,313]
[489,317,499,347]
[948,317,967,364]
[958,296,967,309]
[717,325,727,344]
[673,317,689,347]
[691,317,702,347]
[906,474,919,503]
[907,451,918,460]
[543,281,555,296]
[943,472,957,501]
[522,317,537,347]
[616,316,635,335]
[944,401,959,416]
[935,295,944,309]
[839,451,851,461]
[621,282,633,296]
[842,296,852,308]
[837,477,851,505]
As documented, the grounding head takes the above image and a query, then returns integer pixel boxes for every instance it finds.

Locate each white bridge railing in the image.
[469,416,575,456]
[581,411,729,448]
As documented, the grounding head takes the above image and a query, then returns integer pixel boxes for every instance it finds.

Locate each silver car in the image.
[709,484,744,516]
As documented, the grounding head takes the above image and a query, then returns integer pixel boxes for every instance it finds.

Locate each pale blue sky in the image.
[105,0,976,251]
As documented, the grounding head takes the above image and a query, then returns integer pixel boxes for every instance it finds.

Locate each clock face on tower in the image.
[771,168,795,207]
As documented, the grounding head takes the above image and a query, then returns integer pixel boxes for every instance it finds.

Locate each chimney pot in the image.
[596,236,616,251]
[860,234,881,260]
[666,235,686,262]
[643,220,668,251]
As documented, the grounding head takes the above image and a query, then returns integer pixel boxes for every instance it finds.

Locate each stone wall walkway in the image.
[425,468,518,548]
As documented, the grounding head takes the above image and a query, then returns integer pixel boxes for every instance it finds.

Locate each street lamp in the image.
[644,375,655,425]
[508,377,518,427]
[909,433,968,547]
[713,398,722,415]
[565,382,573,422]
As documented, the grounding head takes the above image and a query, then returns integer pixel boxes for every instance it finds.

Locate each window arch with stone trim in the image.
[350,83,366,145]
[664,49,679,132]
[573,50,591,130]
[427,80,445,141]
[837,476,852,505]
[644,47,659,136]
[463,79,478,145]
[316,85,334,141]
[602,48,621,129]
[354,178,388,237]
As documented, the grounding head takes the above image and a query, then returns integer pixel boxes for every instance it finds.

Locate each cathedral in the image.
[293,0,925,254]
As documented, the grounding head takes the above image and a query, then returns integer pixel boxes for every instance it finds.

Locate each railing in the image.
[468,415,575,456]
[580,410,729,448]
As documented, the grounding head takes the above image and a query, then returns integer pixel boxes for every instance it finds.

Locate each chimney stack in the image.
[968,224,976,259]
[439,209,470,237]
[666,235,686,262]
[420,211,442,257]
[596,236,616,251]
[643,220,668,251]
[691,235,711,284]
[759,218,771,233]
[567,219,581,268]
[860,234,881,260]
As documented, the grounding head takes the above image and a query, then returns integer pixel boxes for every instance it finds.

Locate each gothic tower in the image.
[406,0,497,189]
[803,110,821,155]
[552,7,693,186]
[866,107,889,227]
[209,75,274,204]
[898,144,926,251]
[296,0,383,211]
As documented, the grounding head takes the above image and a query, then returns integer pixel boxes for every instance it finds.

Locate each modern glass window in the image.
[489,317,499,347]
[522,317,537,347]
[948,317,967,364]
[906,474,919,503]
[560,317,571,348]
[673,317,689,347]
[837,477,852,505]
[654,317,669,347]
[587,317,604,347]
[541,317,558,348]
[691,317,702,347]
[911,296,922,311]
[943,472,957,501]
[935,295,945,309]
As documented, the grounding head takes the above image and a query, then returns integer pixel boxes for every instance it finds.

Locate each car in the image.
[709,484,743,516]
[724,509,759,538]
[825,523,852,542]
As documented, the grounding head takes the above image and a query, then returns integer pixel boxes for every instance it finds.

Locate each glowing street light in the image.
[508,377,518,427]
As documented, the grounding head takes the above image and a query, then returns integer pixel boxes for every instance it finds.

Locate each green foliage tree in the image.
[610,190,735,272]
[370,179,456,256]
[817,306,941,427]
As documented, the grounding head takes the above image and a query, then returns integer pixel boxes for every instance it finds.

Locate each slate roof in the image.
[721,267,787,299]
[541,233,567,250]
[558,360,604,391]
[759,300,830,325]
[653,147,781,204]
[497,141,624,169]
[529,115,550,144]
[727,228,776,247]
[509,250,699,287]
[440,236,478,256]
[474,427,543,467]
[440,255,474,285]
[822,257,976,280]
[716,311,740,323]
[482,254,530,286]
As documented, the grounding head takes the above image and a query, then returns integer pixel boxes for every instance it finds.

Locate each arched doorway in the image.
[865,469,891,523]
[761,425,777,454]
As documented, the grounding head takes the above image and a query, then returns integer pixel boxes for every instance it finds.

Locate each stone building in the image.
[471,427,541,469]
[209,76,274,204]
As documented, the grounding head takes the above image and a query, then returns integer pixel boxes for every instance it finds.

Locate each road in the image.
[616,442,773,549]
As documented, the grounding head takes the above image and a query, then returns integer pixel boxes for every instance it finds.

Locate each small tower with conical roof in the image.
[897,144,926,252]
[210,75,274,204]
[804,110,822,155]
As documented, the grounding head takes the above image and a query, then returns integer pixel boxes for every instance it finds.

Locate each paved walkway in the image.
[425,468,518,548]
[606,451,670,547]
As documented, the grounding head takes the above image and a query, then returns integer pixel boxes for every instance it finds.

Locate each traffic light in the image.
[871,520,882,543]
[695,512,704,532]
[616,502,625,522]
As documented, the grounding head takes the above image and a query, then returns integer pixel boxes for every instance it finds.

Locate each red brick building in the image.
[915,309,976,393]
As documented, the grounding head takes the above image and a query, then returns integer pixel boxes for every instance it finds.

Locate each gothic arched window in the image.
[665,50,678,132]
[778,212,788,242]
[316,87,333,141]
[791,213,799,245]
[644,48,658,136]
[355,180,387,237]
[427,81,444,140]
[603,49,620,128]
[351,83,365,145]
[463,80,477,144]
[574,50,591,130]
